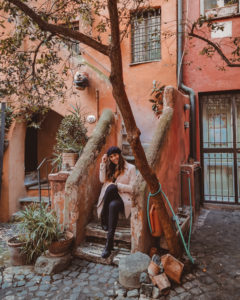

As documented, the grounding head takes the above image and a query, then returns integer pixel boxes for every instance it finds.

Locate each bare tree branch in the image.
[190,22,240,68]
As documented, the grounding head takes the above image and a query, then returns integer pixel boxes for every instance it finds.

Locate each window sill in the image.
[129,59,161,67]
[205,4,239,20]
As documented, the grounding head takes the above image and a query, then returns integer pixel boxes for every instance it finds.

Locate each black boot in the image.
[100,211,108,231]
[101,238,114,259]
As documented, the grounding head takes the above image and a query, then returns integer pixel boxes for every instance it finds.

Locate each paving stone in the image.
[77,272,89,280]
[16,280,25,287]
[2,282,12,289]
[36,291,48,297]
[52,273,63,280]
[107,289,116,297]
[26,280,36,287]
[63,286,71,293]
[82,287,90,294]
[29,286,38,292]
[68,271,79,278]
[99,276,108,283]
[116,288,127,297]
[42,275,51,282]
[69,293,81,300]
[178,292,192,300]
[127,289,139,297]
[182,281,194,290]
[64,279,73,285]
[189,287,202,295]
[88,274,98,281]
[53,279,62,285]
[174,286,185,294]
[39,284,51,291]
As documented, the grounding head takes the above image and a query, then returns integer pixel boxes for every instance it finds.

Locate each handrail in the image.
[37,156,52,205]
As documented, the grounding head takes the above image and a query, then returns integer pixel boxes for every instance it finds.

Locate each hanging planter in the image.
[74,71,89,90]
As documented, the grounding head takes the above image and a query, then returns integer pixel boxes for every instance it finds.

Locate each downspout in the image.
[177,0,196,160]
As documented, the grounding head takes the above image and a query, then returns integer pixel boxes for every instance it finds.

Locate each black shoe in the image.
[101,247,111,259]
[101,238,114,259]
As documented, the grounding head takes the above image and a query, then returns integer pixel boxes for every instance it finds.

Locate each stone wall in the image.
[62,109,116,244]
[131,87,190,254]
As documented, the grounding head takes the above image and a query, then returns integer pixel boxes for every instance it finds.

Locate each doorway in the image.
[200,92,240,204]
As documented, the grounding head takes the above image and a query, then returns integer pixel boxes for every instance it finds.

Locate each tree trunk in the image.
[107,0,182,257]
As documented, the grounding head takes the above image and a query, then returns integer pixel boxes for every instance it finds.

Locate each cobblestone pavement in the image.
[0,208,240,299]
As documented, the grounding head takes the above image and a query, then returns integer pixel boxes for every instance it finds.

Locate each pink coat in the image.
[97,161,136,219]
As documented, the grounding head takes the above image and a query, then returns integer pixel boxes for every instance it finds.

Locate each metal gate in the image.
[200,92,240,204]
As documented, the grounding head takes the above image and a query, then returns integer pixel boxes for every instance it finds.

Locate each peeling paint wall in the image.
[61,109,117,245]
[131,87,190,254]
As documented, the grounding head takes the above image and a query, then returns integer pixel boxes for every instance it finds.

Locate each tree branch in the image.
[190,23,240,68]
[7,0,110,56]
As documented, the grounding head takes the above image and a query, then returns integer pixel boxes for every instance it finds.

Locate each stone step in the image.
[92,205,130,227]
[86,222,131,244]
[74,242,130,266]
[19,196,50,207]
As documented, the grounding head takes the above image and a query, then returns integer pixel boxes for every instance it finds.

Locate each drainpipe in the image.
[177,0,196,160]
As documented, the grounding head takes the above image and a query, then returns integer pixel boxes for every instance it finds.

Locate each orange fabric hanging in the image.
[149,204,163,237]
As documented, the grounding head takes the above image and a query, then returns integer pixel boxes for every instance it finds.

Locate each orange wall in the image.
[155,89,190,212]
[49,0,178,143]
[0,121,26,221]
[182,1,240,160]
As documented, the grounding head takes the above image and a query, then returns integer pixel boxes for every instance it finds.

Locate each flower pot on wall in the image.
[62,153,79,170]
[7,236,27,266]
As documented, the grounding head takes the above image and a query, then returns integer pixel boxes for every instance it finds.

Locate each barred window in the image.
[131,8,161,64]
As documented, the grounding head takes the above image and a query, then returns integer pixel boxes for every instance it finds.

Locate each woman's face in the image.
[109,153,119,165]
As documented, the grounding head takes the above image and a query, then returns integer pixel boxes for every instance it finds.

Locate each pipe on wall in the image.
[177,0,196,160]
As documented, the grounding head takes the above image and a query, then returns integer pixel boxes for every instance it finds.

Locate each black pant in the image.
[101,184,124,241]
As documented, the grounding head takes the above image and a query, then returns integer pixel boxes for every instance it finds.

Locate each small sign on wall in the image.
[211,21,232,38]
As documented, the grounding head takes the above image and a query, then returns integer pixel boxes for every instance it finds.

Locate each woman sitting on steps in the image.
[97,146,136,259]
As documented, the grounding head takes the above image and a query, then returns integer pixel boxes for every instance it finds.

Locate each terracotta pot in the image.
[48,231,74,257]
[7,236,27,266]
[148,260,161,277]
[62,153,78,170]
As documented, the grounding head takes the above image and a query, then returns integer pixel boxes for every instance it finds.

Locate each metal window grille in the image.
[131,9,161,64]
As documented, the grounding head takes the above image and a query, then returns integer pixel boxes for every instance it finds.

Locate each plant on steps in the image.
[18,204,63,263]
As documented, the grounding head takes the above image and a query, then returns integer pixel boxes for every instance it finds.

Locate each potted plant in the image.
[54,104,88,171]
[8,204,73,264]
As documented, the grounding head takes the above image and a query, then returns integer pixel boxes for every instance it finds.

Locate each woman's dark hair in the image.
[106,153,125,182]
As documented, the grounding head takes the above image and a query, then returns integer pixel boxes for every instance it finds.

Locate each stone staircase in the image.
[19,175,51,209]
[121,123,150,164]
[74,205,131,265]
[74,124,150,265]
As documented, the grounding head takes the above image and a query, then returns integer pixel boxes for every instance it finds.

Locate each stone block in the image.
[140,283,154,298]
[161,254,184,284]
[152,272,171,292]
[119,252,151,288]
[34,252,72,275]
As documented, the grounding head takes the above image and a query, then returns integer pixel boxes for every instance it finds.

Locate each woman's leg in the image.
[101,184,121,231]
[101,198,124,259]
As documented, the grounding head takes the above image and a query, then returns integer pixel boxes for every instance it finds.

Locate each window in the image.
[201,0,239,18]
[131,8,161,64]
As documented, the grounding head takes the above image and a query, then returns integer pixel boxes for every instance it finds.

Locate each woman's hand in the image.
[102,154,108,163]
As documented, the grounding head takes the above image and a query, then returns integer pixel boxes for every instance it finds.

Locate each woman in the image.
[97,146,136,258]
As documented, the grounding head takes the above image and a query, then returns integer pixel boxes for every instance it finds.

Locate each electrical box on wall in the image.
[181,162,201,217]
